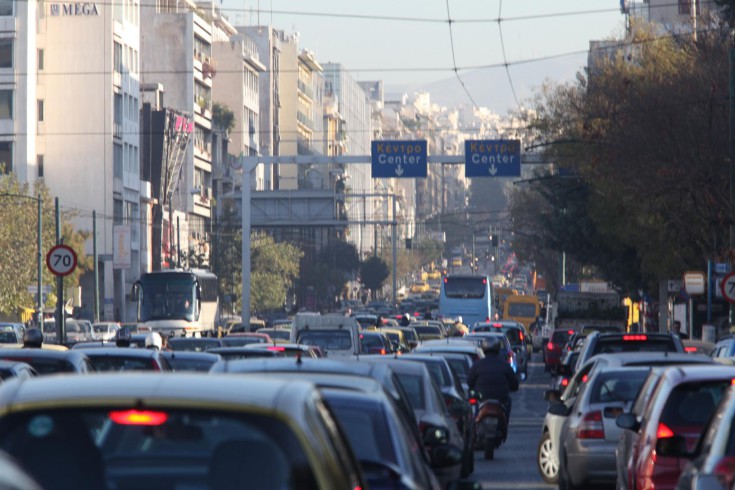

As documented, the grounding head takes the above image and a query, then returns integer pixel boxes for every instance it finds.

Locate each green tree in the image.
[251,234,302,313]
[509,21,733,293]
[0,175,91,317]
[360,256,390,300]
[212,102,235,135]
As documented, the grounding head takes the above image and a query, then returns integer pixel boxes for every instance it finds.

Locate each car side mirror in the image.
[547,402,571,417]
[430,443,463,469]
[616,413,640,432]
[423,425,449,446]
[544,389,561,403]
[656,435,690,458]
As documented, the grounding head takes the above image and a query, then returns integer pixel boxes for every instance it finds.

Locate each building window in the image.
[0,90,12,119]
[114,42,122,73]
[0,39,11,68]
[0,141,11,173]
[37,155,44,177]
[37,99,44,122]
[114,143,122,178]
[113,198,123,225]
[37,49,44,71]
[0,0,13,16]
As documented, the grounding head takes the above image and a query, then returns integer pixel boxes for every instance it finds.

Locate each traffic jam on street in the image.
[3,0,735,489]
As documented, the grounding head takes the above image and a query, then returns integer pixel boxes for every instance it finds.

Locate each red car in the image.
[544,329,575,373]
[617,365,735,490]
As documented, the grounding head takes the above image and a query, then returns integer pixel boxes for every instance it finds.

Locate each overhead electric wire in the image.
[444,0,478,109]
[497,0,521,111]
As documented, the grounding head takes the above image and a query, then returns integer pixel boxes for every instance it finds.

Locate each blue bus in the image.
[439,275,494,328]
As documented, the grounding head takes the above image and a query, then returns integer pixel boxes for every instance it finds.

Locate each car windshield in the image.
[0,408,317,490]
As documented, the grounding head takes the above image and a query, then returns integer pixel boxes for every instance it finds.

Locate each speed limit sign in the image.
[720,272,735,303]
[46,244,78,277]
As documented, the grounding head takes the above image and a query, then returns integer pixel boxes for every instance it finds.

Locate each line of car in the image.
[536,328,735,490]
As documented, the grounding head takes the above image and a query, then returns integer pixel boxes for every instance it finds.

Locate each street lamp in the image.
[0,193,42,325]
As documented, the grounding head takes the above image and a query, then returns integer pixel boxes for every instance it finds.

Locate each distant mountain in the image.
[386,54,588,115]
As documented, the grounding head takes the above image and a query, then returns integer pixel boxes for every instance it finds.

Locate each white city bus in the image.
[133,269,219,337]
[439,275,494,328]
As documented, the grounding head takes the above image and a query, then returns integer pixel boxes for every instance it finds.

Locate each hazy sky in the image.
[218,1,626,112]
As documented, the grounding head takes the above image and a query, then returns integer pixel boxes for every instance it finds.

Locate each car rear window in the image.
[551,330,573,344]
[0,408,318,490]
[507,303,537,318]
[593,336,677,355]
[87,356,155,372]
[165,358,217,372]
[589,369,649,403]
[413,326,442,336]
[220,337,267,347]
[445,357,469,380]
[1,358,75,375]
[297,330,352,350]
[400,329,417,342]
[395,373,425,410]
[169,339,221,352]
[660,381,730,429]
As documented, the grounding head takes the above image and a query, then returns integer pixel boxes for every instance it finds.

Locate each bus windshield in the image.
[443,277,488,299]
[138,273,197,322]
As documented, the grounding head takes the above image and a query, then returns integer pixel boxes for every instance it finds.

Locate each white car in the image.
[92,322,121,341]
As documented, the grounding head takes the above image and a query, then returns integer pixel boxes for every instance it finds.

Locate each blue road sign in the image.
[464,139,521,178]
[371,140,427,178]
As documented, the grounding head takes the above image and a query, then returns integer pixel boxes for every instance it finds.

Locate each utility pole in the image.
[729,44,735,326]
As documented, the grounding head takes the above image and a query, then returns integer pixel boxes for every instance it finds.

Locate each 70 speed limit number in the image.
[46,244,78,277]
[720,272,735,303]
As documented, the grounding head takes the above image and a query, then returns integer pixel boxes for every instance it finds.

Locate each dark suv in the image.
[574,331,684,372]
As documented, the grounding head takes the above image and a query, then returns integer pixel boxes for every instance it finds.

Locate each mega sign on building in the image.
[49,3,100,16]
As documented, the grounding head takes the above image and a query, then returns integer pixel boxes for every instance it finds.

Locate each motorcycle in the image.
[474,398,507,460]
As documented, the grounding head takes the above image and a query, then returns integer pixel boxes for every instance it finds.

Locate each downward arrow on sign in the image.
[489,164,498,176]
[395,164,404,176]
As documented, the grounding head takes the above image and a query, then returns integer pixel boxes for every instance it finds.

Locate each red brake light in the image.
[444,277,448,283]
[380,349,386,355]
[656,422,674,439]
[492,323,503,328]
[267,346,285,352]
[468,397,478,405]
[109,410,168,426]
[547,342,554,351]
[561,377,569,387]
[623,334,647,341]
[577,411,604,439]
[567,330,574,335]
[684,346,698,353]
[582,374,588,383]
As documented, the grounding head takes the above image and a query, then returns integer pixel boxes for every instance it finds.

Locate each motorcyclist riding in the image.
[467,336,519,423]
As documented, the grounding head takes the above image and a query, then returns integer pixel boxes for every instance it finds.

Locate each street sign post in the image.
[464,139,521,178]
[46,244,77,277]
[721,272,735,303]
[371,140,427,178]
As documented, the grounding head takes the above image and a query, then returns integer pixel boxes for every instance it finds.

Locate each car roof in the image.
[0,373,321,415]
[80,348,162,358]
[212,357,380,375]
[0,348,86,360]
[656,364,735,383]
[253,372,384,394]
[588,351,711,365]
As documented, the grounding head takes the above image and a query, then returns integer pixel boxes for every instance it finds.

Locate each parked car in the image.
[617,365,735,490]
[0,373,368,490]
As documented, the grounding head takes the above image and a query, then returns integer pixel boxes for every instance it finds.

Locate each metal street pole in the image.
[392,195,397,306]
[730,45,735,327]
[93,210,99,323]
[36,195,42,326]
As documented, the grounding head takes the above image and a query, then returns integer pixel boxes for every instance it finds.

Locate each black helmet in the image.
[115,327,132,347]
[481,336,501,355]
[23,328,44,348]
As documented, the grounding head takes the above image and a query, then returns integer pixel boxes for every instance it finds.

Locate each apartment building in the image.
[33,0,142,321]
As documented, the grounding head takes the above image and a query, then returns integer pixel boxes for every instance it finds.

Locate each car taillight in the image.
[267,346,285,352]
[519,331,524,341]
[109,410,168,426]
[684,346,698,353]
[468,397,478,405]
[380,349,386,355]
[623,334,647,341]
[656,422,674,439]
[577,411,604,439]
[712,456,735,488]
[561,377,569,387]
[547,342,554,351]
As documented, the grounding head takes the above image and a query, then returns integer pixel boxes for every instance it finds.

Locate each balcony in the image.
[297,79,313,100]
[297,111,314,131]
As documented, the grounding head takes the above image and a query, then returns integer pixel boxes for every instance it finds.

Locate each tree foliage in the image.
[251,234,302,313]
[0,175,91,317]
[509,21,733,294]
[360,256,390,298]
[212,102,236,135]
